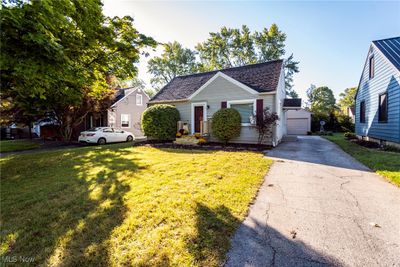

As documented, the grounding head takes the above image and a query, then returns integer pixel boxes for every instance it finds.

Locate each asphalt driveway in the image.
[226,136,400,267]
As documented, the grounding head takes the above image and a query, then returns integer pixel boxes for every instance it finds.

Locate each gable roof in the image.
[372,37,400,71]
[111,86,148,107]
[150,60,284,102]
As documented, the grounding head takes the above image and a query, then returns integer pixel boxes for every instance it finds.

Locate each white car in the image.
[79,127,135,145]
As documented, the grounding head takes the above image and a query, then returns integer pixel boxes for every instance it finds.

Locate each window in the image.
[369,56,374,79]
[102,128,113,133]
[136,94,143,106]
[360,101,366,123]
[228,100,255,125]
[121,114,130,128]
[378,93,388,122]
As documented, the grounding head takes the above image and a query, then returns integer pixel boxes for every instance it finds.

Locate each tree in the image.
[147,41,199,90]
[255,108,279,144]
[1,0,156,141]
[338,87,357,111]
[308,86,336,115]
[196,24,299,96]
[305,84,317,108]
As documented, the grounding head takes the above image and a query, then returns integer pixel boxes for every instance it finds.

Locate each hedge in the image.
[141,104,180,140]
[212,108,241,143]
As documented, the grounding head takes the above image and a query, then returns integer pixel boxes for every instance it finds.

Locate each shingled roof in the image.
[150,60,283,102]
[373,37,400,71]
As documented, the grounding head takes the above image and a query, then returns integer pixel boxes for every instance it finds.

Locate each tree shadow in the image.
[1,145,143,266]
[188,203,342,267]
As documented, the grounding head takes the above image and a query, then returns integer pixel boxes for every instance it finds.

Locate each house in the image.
[286,106,312,135]
[355,37,400,146]
[74,87,150,139]
[149,60,301,146]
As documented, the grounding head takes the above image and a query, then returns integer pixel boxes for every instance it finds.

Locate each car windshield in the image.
[86,127,102,132]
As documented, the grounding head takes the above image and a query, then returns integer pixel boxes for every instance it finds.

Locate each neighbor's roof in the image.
[150,60,283,102]
[373,37,400,71]
[283,98,302,107]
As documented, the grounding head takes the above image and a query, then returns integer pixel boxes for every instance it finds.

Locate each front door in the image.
[194,106,204,133]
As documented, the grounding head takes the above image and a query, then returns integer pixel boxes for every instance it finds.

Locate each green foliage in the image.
[148,41,199,90]
[0,0,156,140]
[308,86,336,115]
[148,24,299,96]
[336,113,355,132]
[212,108,241,143]
[344,132,357,140]
[141,104,180,140]
[256,108,279,144]
[338,87,357,110]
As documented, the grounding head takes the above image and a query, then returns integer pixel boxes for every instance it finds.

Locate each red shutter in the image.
[256,99,263,125]
[221,101,227,108]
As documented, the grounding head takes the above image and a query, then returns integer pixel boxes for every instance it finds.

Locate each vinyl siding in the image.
[167,75,276,144]
[108,89,149,137]
[355,44,400,143]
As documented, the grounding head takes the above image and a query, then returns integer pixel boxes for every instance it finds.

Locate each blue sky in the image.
[103,1,400,100]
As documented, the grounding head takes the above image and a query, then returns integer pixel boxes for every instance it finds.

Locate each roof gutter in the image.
[148,98,189,104]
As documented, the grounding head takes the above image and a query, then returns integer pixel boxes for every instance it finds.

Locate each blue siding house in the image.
[355,37,400,146]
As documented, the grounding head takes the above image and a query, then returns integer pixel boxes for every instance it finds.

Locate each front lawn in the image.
[0,139,40,153]
[324,134,400,186]
[0,144,271,266]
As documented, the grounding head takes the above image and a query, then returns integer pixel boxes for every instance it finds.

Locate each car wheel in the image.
[126,135,133,142]
[97,138,106,145]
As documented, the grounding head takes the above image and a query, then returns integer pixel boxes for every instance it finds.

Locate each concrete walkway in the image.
[226,136,400,267]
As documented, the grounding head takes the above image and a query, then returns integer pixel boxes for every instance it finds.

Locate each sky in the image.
[102,0,400,101]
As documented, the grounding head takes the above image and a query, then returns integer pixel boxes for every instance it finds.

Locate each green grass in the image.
[324,134,400,186]
[0,143,272,266]
[0,140,40,153]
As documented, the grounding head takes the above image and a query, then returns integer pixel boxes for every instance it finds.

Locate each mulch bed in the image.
[134,141,271,152]
[349,139,381,149]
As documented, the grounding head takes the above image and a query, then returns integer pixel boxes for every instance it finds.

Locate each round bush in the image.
[212,108,241,143]
[142,104,180,140]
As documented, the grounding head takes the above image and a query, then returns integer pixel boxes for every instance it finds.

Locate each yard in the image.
[324,134,400,186]
[0,143,271,266]
[0,139,40,153]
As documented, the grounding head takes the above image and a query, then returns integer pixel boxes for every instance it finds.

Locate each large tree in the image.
[147,41,199,90]
[308,86,336,115]
[196,24,299,96]
[1,0,156,140]
[338,87,357,111]
[147,24,299,96]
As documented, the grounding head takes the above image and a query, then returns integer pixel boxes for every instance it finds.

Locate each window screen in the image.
[121,114,130,127]
[378,93,388,122]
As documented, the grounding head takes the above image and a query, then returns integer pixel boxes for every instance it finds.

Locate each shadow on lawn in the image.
[1,145,141,266]
[188,203,342,266]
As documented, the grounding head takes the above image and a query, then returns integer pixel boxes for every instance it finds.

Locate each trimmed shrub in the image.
[212,108,241,143]
[142,104,180,140]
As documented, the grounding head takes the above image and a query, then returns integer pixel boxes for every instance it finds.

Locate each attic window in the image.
[369,56,374,79]
[136,94,143,106]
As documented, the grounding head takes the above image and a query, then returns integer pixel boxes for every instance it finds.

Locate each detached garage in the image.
[286,109,311,135]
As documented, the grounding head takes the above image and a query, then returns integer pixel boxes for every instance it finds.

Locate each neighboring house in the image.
[345,106,355,122]
[286,107,311,135]
[355,37,400,146]
[149,60,301,146]
[107,87,149,137]
[73,87,149,139]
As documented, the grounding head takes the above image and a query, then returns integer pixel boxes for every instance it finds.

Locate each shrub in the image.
[344,132,357,140]
[212,108,241,144]
[142,104,180,140]
[198,138,207,145]
[336,114,354,132]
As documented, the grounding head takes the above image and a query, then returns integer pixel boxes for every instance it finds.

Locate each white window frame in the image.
[227,99,257,126]
[191,102,207,134]
[121,114,130,128]
[136,94,143,106]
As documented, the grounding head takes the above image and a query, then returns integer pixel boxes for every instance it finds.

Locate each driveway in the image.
[226,136,400,267]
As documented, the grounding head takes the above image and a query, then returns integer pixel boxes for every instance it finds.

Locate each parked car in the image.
[78,127,134,145]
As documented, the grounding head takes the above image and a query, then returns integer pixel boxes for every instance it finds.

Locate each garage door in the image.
[287,118,309,135]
